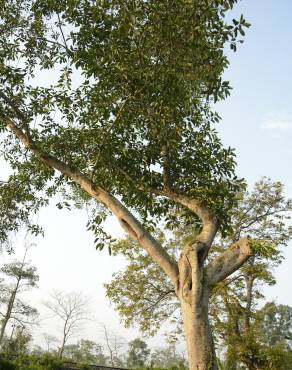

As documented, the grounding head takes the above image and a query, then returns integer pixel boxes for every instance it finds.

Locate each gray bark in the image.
[177,244,218,370]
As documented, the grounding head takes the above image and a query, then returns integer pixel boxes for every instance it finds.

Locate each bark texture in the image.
[176,243,218,370]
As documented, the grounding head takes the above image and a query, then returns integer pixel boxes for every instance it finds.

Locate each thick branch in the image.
[206,237,253,286]
[156,189,218,248]
[2,116,179,285]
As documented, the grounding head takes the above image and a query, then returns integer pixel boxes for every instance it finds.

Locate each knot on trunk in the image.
[178,241,206,304]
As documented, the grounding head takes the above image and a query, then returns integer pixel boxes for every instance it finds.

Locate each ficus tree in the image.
[0,1,257,368]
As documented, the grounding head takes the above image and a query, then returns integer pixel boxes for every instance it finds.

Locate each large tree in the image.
[0,1,256,368]
[105,179,292,365]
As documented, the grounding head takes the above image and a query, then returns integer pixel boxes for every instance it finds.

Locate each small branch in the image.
[161,145,172,190]
[57,13,70,53]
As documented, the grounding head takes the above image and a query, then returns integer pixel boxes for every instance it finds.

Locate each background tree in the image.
[62,339,107,365]
[127,338,150,368]
[0,325,32,355]
[150,344,187,369]
[0,1,254,368]
[101,324,126,367]
[44,291,89,358]
[0,250,39,347]
[210,179,292,369]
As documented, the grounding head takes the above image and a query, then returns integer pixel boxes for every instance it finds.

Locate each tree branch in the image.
[155,189,218,249]
[206,237,253,286]
[2,114,179,285]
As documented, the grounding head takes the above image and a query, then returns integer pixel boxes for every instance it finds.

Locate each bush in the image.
[0,357,16,370]
[0,354,64,370]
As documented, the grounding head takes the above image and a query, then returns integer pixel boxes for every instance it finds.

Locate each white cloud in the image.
[261,112,292,131]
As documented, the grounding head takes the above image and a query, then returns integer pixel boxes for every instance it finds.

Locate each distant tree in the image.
[259,302,292,346]
[44,291,89,358]
[210,180,292,369]
[150,344,187,369]
[63,339,107,365]
[0,325,32,355]
[42,333,59,353]
[101,325,126,367]
[0,250,39,347]
[217,302,292,370]
[127,338,150,368]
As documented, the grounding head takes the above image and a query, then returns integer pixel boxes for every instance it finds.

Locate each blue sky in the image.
[217,0,292,189]
[2,0,292,351]
[216,0,292,306]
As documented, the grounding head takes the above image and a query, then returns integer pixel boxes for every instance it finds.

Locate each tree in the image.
[44,291,89,358]
[127,338,150,368]
[0,250,39,347]
[0,1,254,368]
[0,325,32,355]
[259,302,292,347]
[101,324,126,367]
[62,339,107,365]
[210,179,292,369]
[217,302,292,370]
[105,179,292,365]
[150,344,187,369]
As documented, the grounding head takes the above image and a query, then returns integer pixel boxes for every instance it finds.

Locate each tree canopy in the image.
[0,1,258,369]
[0,0,250,247]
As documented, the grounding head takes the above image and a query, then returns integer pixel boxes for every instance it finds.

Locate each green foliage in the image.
[0,354,63,370]
[0,0,250,245]
[1,328,32,355]
[105,235,179,335]
[0,258,39,347]
[0,176,45,252]
[149,345,187,369]
[127,338,150,368]
[105,179,292,336]
[0,357,16,370]
[62,339,106,365]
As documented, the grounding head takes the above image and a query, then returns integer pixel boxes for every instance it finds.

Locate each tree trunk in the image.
[244,275,254,332]
[181,295,217,370]
[0,286,18,346]
[178,244,218,370]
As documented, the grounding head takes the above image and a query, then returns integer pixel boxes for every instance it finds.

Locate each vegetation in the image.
[0,1,251,368]
[105,178,292,369]
[0,248,39,348]
[0,1,290,369]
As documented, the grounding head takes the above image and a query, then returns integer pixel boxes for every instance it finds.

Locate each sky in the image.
[1,0,292,354]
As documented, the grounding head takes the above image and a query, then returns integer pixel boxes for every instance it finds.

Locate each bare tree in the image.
[102,324,126,367]
[42,332,59,353]
[44,291,90,357]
